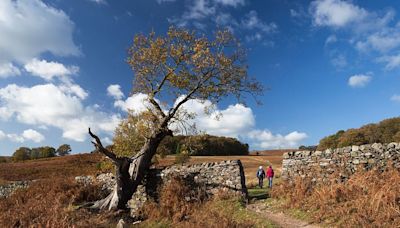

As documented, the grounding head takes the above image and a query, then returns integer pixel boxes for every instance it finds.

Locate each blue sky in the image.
[1,0,400,155]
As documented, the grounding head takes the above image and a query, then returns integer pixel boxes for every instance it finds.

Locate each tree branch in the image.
[88,128,119,163]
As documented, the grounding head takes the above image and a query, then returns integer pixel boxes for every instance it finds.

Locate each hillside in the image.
[0,153,102,182]
[318,117,400,150]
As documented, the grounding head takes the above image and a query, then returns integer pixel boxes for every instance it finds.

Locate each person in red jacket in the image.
[266,165,274,188]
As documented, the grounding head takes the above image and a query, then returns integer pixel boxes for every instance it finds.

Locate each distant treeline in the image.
[318,117,400,150]
[12,144,72,162]
[158,134,249,156]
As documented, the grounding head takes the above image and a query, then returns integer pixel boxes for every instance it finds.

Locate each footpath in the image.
[247,201,320,228]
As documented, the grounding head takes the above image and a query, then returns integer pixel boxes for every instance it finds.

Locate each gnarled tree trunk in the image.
[88,128,170,210]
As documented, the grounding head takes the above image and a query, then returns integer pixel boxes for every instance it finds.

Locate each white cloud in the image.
[175,98,255,137]
[114,93,153,115]
[325,34,337,45]
[310,0,367,27]
[377,54,400,70]
[348,74,372,88]
[110,90,307,149]
[214,0,245,7]
[331,54,347,68]
[107,84,124,100]
[0,83,120,142]
[24,58,79,81]
[356,28,400,53]
[310,0,400,71]
[391,94,400,102]
[241,11,277,33]
[156,0,176,3]
[6,133,25,143]
[0,0,79,66]
[246,130,308,149]
[22,129,45,143]
[167,1,274,44]
[88,0,107,4]
[0,63,21,78]
[0,129,44,143]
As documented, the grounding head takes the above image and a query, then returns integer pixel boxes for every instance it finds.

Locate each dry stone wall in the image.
[77,160,247,216]
[282,142,400,182]
[0,181,30,198]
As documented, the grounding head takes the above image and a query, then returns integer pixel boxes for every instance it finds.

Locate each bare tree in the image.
[88,27,263,210]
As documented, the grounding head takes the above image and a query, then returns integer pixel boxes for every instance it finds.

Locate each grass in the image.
[271,167,400,227]
[0,153,103,181]
[248,187,270,200]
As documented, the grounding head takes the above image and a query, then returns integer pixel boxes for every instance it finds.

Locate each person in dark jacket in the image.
[266,165,274,188]
[256,166,266,188]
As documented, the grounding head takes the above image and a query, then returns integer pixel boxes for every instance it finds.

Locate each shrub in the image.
[0,178,112,227]
[318,117,400,150]
[174,149,191,165]
[271,167,400,227]
[139,176,257,227]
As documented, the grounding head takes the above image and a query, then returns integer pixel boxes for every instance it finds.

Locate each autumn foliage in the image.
[318,117,400,150]
[271,167,400,227]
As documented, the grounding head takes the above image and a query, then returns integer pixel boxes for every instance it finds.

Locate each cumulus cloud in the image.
[0,83,120,141]
[348,74,372,88]
[310,0,400,70]
[246,130,308,149]
[114,93,153,115]
[310,0,367,28]
[0,129,45,143]
[22,129,45,143]
[0,0,79,66]
[24,58,79,81]
[107,84,124,100]
[0,63,21,78]
[109,87,307,149]
[175,98,255,137]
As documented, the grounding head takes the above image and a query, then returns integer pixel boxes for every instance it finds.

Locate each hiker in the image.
[266,165,274,188]
[256,166,265,188]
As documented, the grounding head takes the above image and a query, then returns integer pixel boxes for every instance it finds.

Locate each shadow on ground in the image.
[248,187,270,200]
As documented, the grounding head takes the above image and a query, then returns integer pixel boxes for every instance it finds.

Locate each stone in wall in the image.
[0,181,30,198]
[282,142,400,182]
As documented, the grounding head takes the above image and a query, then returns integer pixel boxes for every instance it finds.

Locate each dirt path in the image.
[247,203,320,228]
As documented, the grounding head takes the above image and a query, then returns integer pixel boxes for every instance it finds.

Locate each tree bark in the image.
[88,128,170,210]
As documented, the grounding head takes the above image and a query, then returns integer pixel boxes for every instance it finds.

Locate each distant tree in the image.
[30,148,40,159]
[56,144,71,156]
[0,157,7,163]
[12,147,31,161]
[318,117,400,150]
[299,145,317,151]
[37,146,56,158]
